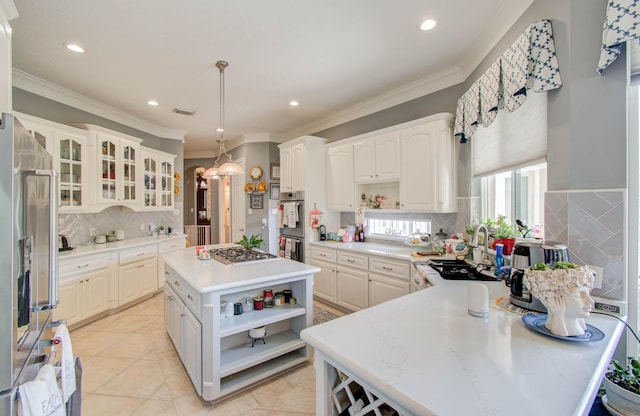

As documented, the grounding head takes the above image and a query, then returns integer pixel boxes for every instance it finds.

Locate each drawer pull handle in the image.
[346,259,355,263]
[319,253,326,257]
[168,295,173,301]
[174,281,180,286]
[187,294,193,300]
[180,313,185,318]
[136,253,145,257]
[165,271,169,276]
[77,264,89,269]
[382,266,393,271]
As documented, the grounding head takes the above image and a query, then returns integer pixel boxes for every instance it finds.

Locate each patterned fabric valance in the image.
[454,19,562,143]
[597,0,639,74]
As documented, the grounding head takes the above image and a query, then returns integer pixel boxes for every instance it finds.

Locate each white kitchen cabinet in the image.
[279,142,304,192]
[55,255,109,326]
[399,116,457,212]
[182,306,202,390]
[311,246,338,303]
[327,143,355,210]
[157,237,186,288]
[141,147,176,211]
[16,113,92,213]
[368,257,411,307]
[336,251,368,311]
[118,244,158,305]
[354,133,400,183]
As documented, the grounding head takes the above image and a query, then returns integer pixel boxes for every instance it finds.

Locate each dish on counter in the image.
[403,239,432,247]
[256,181,268,193]
[521,314,605,342]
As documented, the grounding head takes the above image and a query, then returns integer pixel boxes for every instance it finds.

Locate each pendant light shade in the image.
[204,60,244,178]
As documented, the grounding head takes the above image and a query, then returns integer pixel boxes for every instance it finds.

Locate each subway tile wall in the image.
[545,190,626,300]
[58,203,183,248]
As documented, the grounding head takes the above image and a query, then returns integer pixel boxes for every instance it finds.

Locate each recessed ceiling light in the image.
[147,100,159,106]
[64,43,84,53]
[289,101,299,107]
[419,18,437,31]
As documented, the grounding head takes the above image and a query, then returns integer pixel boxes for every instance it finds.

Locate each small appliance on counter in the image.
[507,240,569,312]
[58,235,73,252]
[319,225,326,241]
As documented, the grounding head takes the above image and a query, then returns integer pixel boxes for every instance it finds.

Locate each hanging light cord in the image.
[213,60,233,165]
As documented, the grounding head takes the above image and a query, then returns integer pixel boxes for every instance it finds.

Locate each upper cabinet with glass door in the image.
[15,112,91,213]
[141,147,176,211]
[73,125,142,211]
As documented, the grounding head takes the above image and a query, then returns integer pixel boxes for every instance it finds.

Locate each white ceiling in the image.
[9,0,533,158]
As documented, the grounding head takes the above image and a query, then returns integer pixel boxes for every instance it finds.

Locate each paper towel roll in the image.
[468,282,489,318]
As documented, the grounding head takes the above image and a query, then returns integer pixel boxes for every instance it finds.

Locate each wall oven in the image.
[278,192,304,262]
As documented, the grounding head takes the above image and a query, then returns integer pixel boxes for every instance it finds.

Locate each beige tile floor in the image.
[69,293,345,416]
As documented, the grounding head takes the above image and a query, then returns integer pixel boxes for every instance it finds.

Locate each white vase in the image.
[603,375,640,415]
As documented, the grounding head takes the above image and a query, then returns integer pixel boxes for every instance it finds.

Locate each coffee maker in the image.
[508,240,569,312]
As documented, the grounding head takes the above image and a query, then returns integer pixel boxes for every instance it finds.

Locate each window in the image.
[365,218,431,240]
[480,162,546,237]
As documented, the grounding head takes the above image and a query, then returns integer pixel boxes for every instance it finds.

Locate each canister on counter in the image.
[253,296,264,310]
[289,297,297,305]
[264,289,274,308]
[283,289,293,303]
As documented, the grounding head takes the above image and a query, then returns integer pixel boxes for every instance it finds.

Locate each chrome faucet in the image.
[473,224,490,263]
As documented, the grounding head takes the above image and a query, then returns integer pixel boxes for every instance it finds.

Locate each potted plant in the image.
[465,224,477,244]
[603,357,640,414]
[157,225,166,235]
[494,215,515,255]
[236,234,264,249]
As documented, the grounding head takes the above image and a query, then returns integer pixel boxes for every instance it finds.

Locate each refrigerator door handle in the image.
[29,169,59,309]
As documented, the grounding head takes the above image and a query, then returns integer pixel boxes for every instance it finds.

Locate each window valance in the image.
[454,19,562,143]
[597,0,639,74]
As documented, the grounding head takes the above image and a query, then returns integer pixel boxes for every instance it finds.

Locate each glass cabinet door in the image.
[160,160,173,207]
[59,138,83,208]
[100,138,118,202]
[144,156,157,208]
[122,145,137,203]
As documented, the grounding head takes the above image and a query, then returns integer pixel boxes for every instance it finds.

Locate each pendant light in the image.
[202,60,244,178]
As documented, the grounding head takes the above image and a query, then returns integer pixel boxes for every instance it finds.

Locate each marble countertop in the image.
[58,234,186,259]
[301,280,625,415]
[163,244,320,293]
[310,240,449,263]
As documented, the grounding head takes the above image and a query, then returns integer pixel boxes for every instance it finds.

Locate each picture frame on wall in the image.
[270,183,280,200]
[250,193,264,209]
[270,163,280,180]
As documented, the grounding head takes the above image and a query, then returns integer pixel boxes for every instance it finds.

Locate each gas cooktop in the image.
[208,247,278,265]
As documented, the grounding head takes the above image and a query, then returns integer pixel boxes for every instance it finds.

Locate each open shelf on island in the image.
[219,304,306,337]
[220,350,307,396]
[220,330,306,377]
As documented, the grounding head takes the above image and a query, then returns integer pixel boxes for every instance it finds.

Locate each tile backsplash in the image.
[58,204,183,247]
[545,189,626,300]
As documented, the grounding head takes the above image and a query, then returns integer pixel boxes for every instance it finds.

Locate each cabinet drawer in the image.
[312,247,337,263]
[183,284,201,318]
[119,244,157,265]
[165,267,185,296]
[60,254,107,277]
[369,257,410,280]
[337,252,368,270]
[158,238,185,254]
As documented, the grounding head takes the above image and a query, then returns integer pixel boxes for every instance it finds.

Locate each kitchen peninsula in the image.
[301,279,625,415]
[162,244,319,403]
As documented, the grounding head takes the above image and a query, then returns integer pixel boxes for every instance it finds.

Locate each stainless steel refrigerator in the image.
[0,113,59,415]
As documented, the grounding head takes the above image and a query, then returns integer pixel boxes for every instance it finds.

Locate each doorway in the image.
[217,158,245,244]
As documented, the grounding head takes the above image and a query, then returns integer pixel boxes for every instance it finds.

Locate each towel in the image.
[284,238,292,259]
[18,364,66,416]
[53,325,75,403]
[276,203,284,229]
[284,202,297,228]
[65,357,82,416]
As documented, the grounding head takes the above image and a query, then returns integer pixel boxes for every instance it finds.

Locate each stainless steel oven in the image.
[278,192,304,262]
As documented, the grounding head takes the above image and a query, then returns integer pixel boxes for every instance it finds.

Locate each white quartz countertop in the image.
[310,241,445,263]
[58,234,186,259]
[163,245,320,293]
[301,281,625,416]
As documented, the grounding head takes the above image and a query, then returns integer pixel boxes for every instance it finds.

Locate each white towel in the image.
[284,203,297,229]
[18,364,66,416]
[284,238,292,259]
[53,325,75,403]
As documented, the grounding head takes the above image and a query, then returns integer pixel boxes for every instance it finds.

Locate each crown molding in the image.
[13,69,186,140]
[0,0,18,22]
[281,64,464,140]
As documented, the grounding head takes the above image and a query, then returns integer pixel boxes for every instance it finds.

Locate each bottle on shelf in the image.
[354,224,360,242]
[494,243,504,270]
[359,224,365,243]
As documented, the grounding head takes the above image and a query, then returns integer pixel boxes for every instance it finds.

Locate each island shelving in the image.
[162,245,319,402]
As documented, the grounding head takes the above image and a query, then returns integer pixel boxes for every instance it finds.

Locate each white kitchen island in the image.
[301,280,625,416]
[162,245,319,403]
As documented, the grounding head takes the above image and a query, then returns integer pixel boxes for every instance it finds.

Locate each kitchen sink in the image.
[428,259,499,281]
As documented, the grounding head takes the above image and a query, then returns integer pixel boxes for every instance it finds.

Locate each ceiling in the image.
[9,0,533,158]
